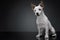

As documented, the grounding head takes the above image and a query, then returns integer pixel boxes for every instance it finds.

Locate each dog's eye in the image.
[39,9,41,11]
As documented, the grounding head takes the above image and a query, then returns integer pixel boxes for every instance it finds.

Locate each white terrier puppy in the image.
[31,1,56,39]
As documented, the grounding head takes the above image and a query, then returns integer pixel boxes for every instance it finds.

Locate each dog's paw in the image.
[52,34,57,39]
[45,35,49,39]
[52,34,56,37]
[36,34,40,38]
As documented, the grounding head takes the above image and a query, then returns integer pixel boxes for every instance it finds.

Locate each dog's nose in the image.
[36,13,39,16]
[36,13,38,15]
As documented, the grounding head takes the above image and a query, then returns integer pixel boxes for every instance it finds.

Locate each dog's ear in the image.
[31,3,36,10]
[39,1,44,8]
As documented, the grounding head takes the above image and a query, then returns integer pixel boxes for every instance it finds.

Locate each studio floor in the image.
[0,32,60,40]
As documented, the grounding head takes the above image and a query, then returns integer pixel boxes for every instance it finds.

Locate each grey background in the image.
[0,0,60,32]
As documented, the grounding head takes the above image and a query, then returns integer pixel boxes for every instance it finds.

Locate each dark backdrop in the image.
[0,0,60,32]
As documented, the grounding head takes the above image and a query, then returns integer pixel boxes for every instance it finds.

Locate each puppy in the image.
[31,1,56,39]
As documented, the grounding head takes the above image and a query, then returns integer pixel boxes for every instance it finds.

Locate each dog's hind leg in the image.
[50,27,56,36]
[49,26,57,39]
[48,21,56,37]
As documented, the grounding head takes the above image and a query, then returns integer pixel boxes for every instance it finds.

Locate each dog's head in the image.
[31,1,44,16]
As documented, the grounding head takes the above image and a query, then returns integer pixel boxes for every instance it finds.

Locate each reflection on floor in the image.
[0,32,59,40]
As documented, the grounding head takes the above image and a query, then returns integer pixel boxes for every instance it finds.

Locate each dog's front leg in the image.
[45,25,49,39]
[36,26,41,38]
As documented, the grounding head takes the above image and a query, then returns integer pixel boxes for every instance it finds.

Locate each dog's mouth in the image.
[36,13,40,16]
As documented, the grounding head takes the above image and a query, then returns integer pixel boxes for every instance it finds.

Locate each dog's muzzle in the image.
[36,13,40,16]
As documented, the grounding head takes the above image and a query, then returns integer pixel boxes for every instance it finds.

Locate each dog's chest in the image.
[36,14,48,25]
